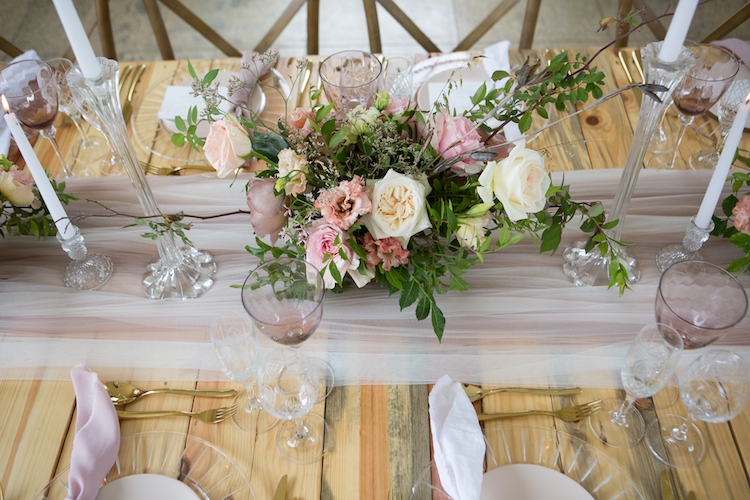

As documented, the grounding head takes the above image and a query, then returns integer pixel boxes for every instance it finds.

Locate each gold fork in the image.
[140,161,215,175]
[116,403,238,423]
[477,400,603,422]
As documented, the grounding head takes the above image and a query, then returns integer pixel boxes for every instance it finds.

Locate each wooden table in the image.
[2,48,750,500]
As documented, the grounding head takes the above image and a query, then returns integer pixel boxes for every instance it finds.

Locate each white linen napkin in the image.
[65,365,120,500]
[429,374,485,500]
[483,40,522,144]
[0,50,42,158]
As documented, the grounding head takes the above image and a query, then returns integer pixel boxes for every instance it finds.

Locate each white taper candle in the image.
[51,0,101,79]
[2,96,75,239]
[658,0,699,63]
[694,93,750,229]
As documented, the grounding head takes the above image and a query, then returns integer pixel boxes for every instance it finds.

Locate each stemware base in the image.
[142,246,217,299]
[562,241,640,287]
[588,398,645,449]
[71,135,109,164]
[64,252,114,290]
[230,390,279,434]
[655,243,704,272]
[689,148,719,170]
[277,413,332,464]
[646,414,705,468]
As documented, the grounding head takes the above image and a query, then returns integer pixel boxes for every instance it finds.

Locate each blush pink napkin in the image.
[228,51,273,121]
[65,365,120,500]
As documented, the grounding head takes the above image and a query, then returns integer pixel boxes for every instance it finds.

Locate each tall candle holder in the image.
[57,224,114,290]
[562,42,697,287]
[655,216,713,271]
[67,58,216,299]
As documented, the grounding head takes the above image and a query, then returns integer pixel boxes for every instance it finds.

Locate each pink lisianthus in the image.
[0,165,35,206]
[733,195,750,235]
[314,175,372,230]
[305,219,360,289]
[284,106,316,139]
[246,177,287,244]
[430,110,482,160]
[362,232,410,271]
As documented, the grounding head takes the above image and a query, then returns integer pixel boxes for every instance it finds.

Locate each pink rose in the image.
[0,165,35,206]
[362,233,409,271]
[430,110,482,160]
[314,175,372,229]
[305,219,360,289]
[733,195,750,235]
[203,114,253,178]
[246,177,287,244]
[285,107,316,139]
[386,97,411,116]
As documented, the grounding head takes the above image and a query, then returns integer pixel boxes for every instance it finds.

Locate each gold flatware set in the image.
[140,161,215,175]
[120,63,146,124]
[105,381,237,424]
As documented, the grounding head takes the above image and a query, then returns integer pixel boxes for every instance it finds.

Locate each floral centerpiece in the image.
[174,51,634,340]
[0,155,74,239]
[714,169,750,275]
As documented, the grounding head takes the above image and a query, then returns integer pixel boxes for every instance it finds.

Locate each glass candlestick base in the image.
[57,225,114,290]
[562,41,697,287]
[656,216,713,272]
[67,58,216,299]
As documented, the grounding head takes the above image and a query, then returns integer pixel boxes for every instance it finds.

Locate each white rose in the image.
[276,148,309,196]
[455,213,492,251]
[477,140,550,222]
[348,264,375,288]
[361,170,432,246]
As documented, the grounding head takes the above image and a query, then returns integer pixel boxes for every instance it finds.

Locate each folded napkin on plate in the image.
[429,374,485,500]
[65,365,120,500]
[0,50,42,158]
[228,51,273,121]
[483,40,522,144]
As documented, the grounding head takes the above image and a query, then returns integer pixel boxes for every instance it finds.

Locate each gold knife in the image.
[273,474,288,500]
[661,469,676,500]
[118,65,133,95]
[297,62,312,108]
[121,64,146,124]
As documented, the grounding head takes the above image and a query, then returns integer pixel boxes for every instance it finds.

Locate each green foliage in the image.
[712,170,750,276]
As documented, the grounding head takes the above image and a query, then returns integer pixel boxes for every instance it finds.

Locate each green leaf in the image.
[415,295,430,321]
[316,103,335,123]
[582,71,605,83]
[540,225,562,253]
[171,133,185,147]
[188,59,197,79]
[174,115,187,132]
[252,133,290,164]
[399,281,419,310]
[536,107,548,119]
[431,304,446,342]
[385,269,403,290]
[202,69,219,86]
[491,70,509,81]
[328,261,342,286]
[518,112,532,133]
[328,127,346,149]
[589,203,604,217]
[471,82,487,105]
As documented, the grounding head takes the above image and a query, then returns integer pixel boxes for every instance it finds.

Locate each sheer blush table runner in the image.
[0,169,747,385]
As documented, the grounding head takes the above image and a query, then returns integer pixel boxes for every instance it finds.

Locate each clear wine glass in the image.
[257,347,332,464]
[689,78,750,169]
[0,59,76,178]
[648,41,702,155]
[661,45,739,170]
[209,311,278,434]
[241,256,334,401]
[656,261,748,349]
[589,323,683,448]
[646,350,750,468]
[47,58,106,170]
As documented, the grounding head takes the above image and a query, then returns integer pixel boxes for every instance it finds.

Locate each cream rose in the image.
[455,213,492,251]
[203,114,252,178]
[361,170,432,246]
[275,148,309,196]
[477,141,550,222]
[0,166,35,206]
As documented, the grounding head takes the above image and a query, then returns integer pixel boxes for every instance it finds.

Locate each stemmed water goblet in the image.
[241,256,334,400]
[47,58,106,170]
[257,347,332,464]
[690,78,750,169]
[0,60,77,178]
[589,323,683,448]
[646,350,750,468]
[209,311,278,434]
[319,50,382,111]
[660,45,739,170]
[655,261,748,349]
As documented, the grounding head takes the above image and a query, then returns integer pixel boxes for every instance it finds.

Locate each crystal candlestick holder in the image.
[563,42,697,287]
[655,216,714,271]
[67,58,216,299]
[57,225,113,290]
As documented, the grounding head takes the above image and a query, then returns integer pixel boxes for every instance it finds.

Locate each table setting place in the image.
[3,0,750,499]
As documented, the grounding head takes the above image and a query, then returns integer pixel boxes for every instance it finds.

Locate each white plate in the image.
[97,474,200,500]
[480,464,594,500]
[159,70,266,138]
[416,65,492,113]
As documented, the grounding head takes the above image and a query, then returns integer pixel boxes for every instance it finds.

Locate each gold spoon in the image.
[104,381,237,406]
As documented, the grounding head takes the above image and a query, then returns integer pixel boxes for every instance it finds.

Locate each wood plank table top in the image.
[2,48,750,500]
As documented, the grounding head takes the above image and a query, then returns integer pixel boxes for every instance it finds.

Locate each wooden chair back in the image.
[254,0,320,55]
